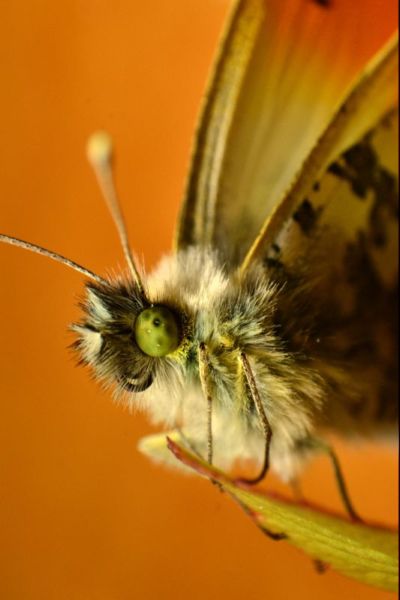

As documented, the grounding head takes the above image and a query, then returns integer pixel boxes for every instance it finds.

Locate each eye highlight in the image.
[135,306,180,357]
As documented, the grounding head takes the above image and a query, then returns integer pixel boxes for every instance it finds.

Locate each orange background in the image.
[0,1,398,599]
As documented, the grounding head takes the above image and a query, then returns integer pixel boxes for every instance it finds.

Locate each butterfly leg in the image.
[198,342,214,465]
[313,559,329,574]
[198,345,272,486]
[289,477,304,502]
[231,491,287,541]
[311,438,363,522]
[238,352,272,485]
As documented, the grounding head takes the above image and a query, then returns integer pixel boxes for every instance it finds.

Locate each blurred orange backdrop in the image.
[0,1,398,599]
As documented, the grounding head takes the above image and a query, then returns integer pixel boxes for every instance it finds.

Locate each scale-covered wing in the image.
[175,0,398,266]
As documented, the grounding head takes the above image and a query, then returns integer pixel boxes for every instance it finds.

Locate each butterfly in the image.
[1,0,398,522]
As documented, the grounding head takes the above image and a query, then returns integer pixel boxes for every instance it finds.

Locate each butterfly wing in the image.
[238,30,398,436]
[264,106,398,434]
[175,0,398,266]
[262,108,398,291]
[242,35,398,267]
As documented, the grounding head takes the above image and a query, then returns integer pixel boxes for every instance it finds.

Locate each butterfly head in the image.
[72,279,184,394]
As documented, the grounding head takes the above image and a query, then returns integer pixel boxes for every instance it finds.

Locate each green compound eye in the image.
[134,306,180,357]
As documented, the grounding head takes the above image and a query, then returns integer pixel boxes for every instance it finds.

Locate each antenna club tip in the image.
[86,131,113,165]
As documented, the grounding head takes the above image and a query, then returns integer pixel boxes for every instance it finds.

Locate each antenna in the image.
[86,131,144,293]
[0,234,107,284]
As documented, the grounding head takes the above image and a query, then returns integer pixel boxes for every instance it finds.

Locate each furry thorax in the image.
[72,248,326,481]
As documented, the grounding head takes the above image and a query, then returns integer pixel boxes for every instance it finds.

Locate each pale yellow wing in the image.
[175,0,398,266]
